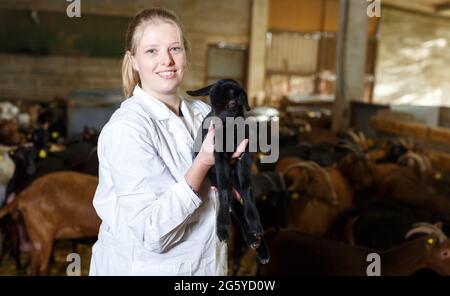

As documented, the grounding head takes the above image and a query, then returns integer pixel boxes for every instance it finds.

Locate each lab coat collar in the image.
[132,85,201,121]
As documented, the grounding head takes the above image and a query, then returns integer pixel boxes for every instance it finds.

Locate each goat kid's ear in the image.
[186,84,213,97]
[238,93,251,111]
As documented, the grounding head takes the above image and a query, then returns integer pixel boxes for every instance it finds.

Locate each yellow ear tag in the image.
[291,193,299,200]
[27,134,32,139]
[427,238,436,245]
[51,131,59,139]
[0,155,3,161]
[39,149,47,159]
[261,194,267,201]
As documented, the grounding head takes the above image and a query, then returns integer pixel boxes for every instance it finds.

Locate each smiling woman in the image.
[88,7,248,276]
[121,8,191,113]
[129,22,187,110]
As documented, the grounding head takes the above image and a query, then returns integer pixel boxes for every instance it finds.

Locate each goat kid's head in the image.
[187,79,250,118]
[278,159,338,206]
[405,222,450,275]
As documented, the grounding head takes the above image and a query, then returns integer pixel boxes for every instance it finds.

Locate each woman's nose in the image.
[160,50,174,66]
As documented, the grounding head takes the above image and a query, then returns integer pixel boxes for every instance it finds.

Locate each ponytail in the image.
[121,51,140,98]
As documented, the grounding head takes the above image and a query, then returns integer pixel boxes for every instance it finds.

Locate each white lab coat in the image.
[89,85,228,276]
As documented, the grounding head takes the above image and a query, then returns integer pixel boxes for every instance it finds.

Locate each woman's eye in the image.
[146,49,156,54]
[170,47,181,53]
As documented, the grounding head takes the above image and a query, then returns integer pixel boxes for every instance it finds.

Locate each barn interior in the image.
[1,0,450,276]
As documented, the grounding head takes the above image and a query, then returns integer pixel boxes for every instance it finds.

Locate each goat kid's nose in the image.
[228,100,237,108]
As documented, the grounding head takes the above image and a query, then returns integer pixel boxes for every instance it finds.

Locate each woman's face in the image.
[131,21,187,99]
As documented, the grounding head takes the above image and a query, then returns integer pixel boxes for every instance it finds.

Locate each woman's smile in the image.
[156,69,177,79]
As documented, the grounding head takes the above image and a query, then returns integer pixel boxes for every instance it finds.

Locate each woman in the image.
[89,8,247,276]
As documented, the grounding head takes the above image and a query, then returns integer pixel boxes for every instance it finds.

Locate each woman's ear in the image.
[128,51,139,72]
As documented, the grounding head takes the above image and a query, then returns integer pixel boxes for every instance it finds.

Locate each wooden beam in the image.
[371,116,450,172]
[371,116,450,147]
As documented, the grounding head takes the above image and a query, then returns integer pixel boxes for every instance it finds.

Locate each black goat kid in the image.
[187,79,269,264]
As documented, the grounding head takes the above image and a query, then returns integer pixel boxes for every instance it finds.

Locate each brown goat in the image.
[372,163,450,218]
[275,157,353,236]
[398,151,434,183]
[0,171,100,275]
[0,120,24,146]
[294,166,354,236]
[259,223,450,276]
[275,157,338,204]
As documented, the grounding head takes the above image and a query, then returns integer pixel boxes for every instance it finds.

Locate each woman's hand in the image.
[211,187,244,205]
[187,123,249,195]
[196,122,249,168]
[195,122,216,167]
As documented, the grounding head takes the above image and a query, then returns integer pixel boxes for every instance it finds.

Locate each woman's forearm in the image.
[184,157,212,194]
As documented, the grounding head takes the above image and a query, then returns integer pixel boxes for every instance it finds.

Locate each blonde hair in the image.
[121,8,190,98]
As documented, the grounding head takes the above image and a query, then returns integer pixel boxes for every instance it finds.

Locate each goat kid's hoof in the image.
[250,240,261,249]
[251,232,264,240]
[258,257,270,265]
[248,224,264,238]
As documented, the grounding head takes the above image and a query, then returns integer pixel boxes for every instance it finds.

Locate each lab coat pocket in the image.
[90,241,120,275]
[130,260,192,276]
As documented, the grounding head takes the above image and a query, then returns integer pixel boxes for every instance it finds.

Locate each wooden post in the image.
[332,0,369,132]
[247,0,269,106]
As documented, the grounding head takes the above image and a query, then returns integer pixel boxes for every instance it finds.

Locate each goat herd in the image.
[1,98,450,276]
[0,99,100,275]
[239,125,450,276]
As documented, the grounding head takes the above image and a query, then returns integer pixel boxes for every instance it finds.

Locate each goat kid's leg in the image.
[214,154,233,241]
[235,153,264,237]
[230,197,261,249]
[230,198,270,264]
[231,216,244,276]
[254,238,270,265]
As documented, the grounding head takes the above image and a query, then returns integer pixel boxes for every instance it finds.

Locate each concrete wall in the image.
[0,0,250,102]
[374,8,450,107]
[0,54,122,101]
